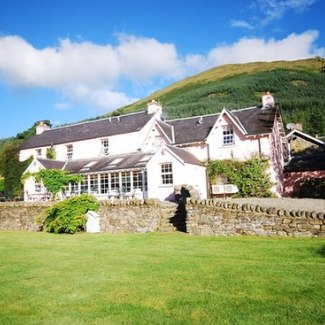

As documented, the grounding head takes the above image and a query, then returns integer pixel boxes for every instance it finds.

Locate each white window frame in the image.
[66,144,73,160]
[35,180,42,193]
[100,138,109,156]
[222,126,235,146]
[161,163,173,185]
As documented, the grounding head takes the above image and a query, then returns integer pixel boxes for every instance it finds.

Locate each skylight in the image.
[109,158,123,165]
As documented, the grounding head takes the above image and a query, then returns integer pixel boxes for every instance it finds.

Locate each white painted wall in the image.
[23,159,48,201]
[146,147,207,201]
[206,115,271,161]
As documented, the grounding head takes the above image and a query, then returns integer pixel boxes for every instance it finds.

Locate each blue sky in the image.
[0,0,324,138]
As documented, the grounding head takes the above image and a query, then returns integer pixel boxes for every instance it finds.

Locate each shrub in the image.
[39,195,100,234]
[207,156,273,197]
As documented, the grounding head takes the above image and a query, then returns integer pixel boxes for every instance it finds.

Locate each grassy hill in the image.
[107,58,325,136]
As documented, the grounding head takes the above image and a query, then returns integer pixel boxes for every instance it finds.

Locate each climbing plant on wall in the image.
[31,169,82,200]
[207,156,274,197]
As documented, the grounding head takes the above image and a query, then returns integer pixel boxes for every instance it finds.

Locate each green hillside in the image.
[108,58,325,136]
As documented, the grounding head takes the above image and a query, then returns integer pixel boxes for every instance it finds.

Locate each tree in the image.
[0,140,32,198]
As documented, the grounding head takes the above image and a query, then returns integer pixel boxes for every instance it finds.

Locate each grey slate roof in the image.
[168,114,219,145]
[21,105,276,150]
[37,158,65,169]
[63,152,154,174]
[168,106,276,145]
[35,146,203,174]
[232,106,276,135]
[21,111,154,149]
[167,145,204,166]
[156,120,174,143]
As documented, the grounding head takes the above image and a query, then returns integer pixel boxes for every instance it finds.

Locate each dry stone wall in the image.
[0,199,324,237]
[186,199,325,237]
[0,199,178,233]
[0,202,52,231]
[98,199,177,233]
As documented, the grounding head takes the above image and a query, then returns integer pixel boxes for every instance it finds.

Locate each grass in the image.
[0,231,324,325]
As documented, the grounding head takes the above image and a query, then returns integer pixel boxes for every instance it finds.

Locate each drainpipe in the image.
[257,134,262,157]
[206,140,210,162]
[206,140,211,198]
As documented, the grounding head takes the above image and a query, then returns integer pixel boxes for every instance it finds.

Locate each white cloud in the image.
[0,34,181,112]
[254,0,317,25]
[0,30,323,114]
[54,102,71,110]
[206,30,324,66]
[64,84,138,112]
[0,36,120,88]
[230,20,254,30]
[117,34,183,82]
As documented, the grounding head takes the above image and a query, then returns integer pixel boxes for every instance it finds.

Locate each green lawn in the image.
[0,232,324,325]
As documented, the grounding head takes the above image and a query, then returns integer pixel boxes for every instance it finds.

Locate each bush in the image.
[39,195,100,234]
[207,156,273,197]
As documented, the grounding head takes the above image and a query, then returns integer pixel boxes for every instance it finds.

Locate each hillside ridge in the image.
[106,58,324,136]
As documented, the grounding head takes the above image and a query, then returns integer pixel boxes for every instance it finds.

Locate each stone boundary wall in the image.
[98,199,177,233]
[186,199,325,237]
[0,199,324,237]
[0,202,52,231]
[0,199,178,233]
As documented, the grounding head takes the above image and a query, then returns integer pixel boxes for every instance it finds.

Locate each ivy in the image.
[0,140,32,198]
[37,194,100,234]
[33,169,82,200]
[207,156,273,197]
[46,147,56,159]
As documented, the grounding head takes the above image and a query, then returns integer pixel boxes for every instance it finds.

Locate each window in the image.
[35,180,42,193]
[89,174,98,194]
[35,149,42,158]
[222,126,234,146]
[121,172,131,192]
[80,176,88,194]
[101,139,109,155]
[161,163,173,185]
[66,144,73,160]
[110,172,120,191]
[133,171,143,190]
[100,174,109,194]
[70,182,79,194]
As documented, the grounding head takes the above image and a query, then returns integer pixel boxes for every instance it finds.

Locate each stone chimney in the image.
[147,99,162,116]
[36,121,51,135]
[262,91,275,109]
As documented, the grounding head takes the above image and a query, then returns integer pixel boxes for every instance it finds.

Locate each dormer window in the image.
[100,139,109,156]
[223,126,234,146]
[66,144,73,160]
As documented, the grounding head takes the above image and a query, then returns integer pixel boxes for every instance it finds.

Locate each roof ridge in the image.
[50,110,148,131]
[167,112,219,122]
[230,106,258,113]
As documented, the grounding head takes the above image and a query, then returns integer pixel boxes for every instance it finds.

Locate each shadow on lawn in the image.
[316,245,325,258]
